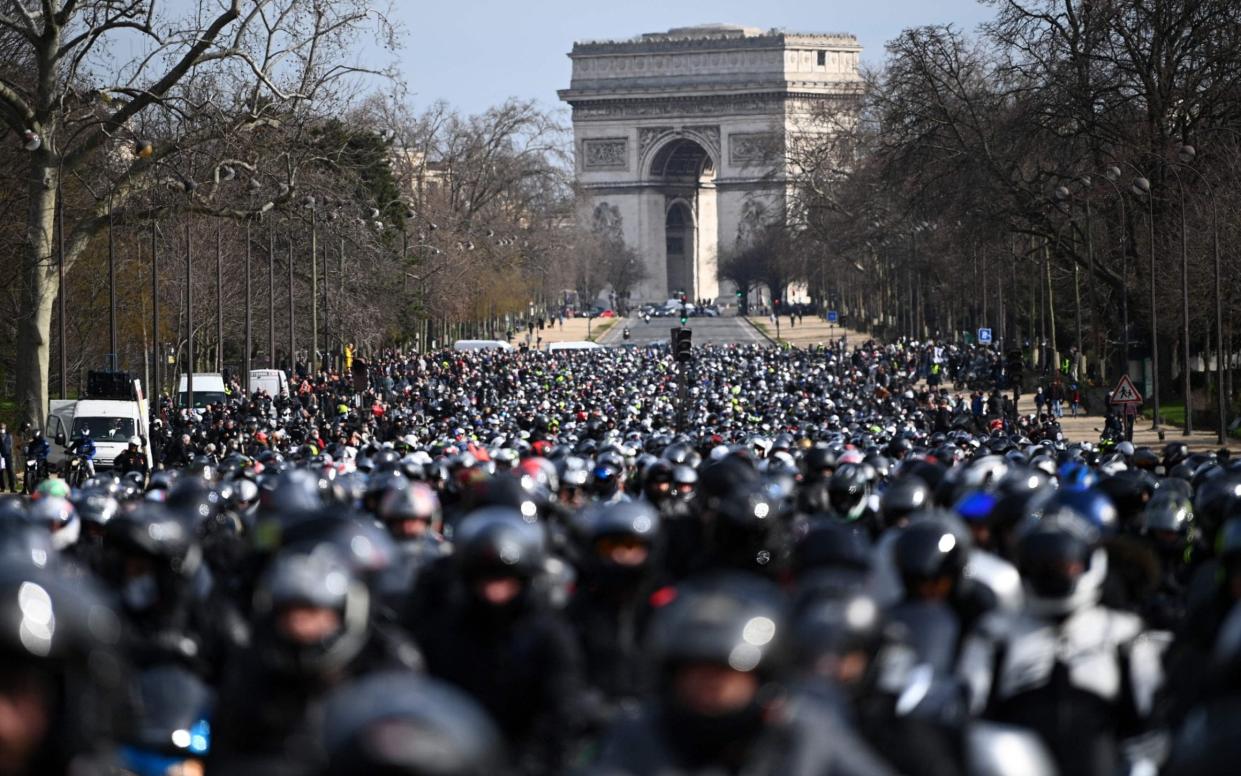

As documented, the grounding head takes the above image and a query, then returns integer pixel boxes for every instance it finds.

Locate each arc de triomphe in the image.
[559,24,862,304]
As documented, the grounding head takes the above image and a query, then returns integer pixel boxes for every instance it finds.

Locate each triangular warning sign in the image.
[1110,374,1143,405]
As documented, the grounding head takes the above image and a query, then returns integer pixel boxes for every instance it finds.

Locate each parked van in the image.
[248,368,290,398]
[47,375,152,471]
[452,339,513,351]
[547,340,603,352]
[177,372,229,409]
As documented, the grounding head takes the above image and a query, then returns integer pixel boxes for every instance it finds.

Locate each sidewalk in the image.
[745,315,873,349]
[1015,395,1240,452]
[516,316,616,348]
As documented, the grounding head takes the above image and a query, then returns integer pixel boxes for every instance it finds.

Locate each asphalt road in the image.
[600,313,770,347]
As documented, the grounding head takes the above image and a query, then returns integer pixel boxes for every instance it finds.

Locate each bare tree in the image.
[1,0,396,427]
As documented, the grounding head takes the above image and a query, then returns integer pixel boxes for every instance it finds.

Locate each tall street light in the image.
[1125,167,1160,430]
[185,215,194,411]
[1099,168,1130,376]
[215,222,224,373]
[108,198,117,371]
[243,220,252,395]
[268,215,276,369]
[150,214,159,396]
[1172,144,1226,444]
[302,196,318,369]
[1160,161,1194,436]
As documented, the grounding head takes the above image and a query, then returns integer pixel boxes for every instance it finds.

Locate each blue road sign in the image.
[978,327,992,344]
[827,310,839,323]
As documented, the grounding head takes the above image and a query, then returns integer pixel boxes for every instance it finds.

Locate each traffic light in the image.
[679,311,688,325]
[735,289,743,298]
[674,328,692,364]
[680,293,688,304]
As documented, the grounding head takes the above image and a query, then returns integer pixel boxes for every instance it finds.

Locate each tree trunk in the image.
[15,160,60,429]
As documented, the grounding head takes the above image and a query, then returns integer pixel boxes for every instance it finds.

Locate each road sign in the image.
[978,328,992,344]
[1110,374,1143,405]
[827,310,839,323]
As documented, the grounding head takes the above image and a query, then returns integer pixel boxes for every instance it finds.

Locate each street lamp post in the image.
[1127,168,1161,430]
[1099,168,1130,376]
[287,225,295,371]
[185,218,194,410]
[108,200,117,371]
[268,215,276,369]
[244,220,252,395]
[1172,144,1226,444]
[150,216,159,397]
[1159,162,1194,436]
[215,222,223,373]
[57,182,67,399]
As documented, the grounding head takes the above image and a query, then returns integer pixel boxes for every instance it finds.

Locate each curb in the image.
[741,316,779,346]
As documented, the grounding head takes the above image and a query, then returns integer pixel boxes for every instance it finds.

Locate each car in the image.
[598,309,616,318]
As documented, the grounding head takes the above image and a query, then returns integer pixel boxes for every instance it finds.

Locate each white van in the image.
[177,372,229,409]
[452,339,513,351]
[248,368,290,398]
[547,340,603,352]
[48,388,152,472]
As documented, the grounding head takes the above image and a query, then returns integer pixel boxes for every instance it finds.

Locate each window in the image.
[72,417,136,443]
[817,50,827,67]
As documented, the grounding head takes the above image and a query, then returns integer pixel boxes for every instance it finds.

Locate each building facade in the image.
[559,24,862,304]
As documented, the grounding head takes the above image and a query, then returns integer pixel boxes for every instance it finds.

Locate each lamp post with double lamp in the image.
[1170,144,1226,444]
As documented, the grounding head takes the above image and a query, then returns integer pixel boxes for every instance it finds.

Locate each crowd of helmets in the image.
[5,340,1241,775]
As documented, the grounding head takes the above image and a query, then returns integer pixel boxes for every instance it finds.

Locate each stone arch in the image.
[643,132,719,183]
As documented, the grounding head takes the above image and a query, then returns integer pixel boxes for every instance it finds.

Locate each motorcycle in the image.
[67,454,90,488]
[622,327,631,341]
[24,458,43,494]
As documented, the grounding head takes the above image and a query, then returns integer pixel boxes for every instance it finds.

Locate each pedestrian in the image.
[0,422,13,492]
[1049,379,1064,418]
[1034,385,1045,415]
[1070,383,1082,418]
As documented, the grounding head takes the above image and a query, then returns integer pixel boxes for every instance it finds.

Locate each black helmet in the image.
[105,504,203,614]
[73,492,121,539]
[792,520,872,577]
[252,547,371,675]
[378,482,443,539]
[893,515,970,591]
[791,591,882,674]
[0,567,127,770]
[801,446,838,482]
[121,665,213,769]
[321,671,505,776]
[454,508,546,582]
[647,573,786,680]
[709,481,784,573]
[880,477,930,529]
[1016,510,1104,616]
[1163,442,1190,469]
[828,463,870,521]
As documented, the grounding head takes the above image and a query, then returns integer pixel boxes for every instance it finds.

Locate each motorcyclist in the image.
[404,508,589,774]
[114,436,149,478]
[568,500,663,709]
[591,572,896,775]
[67,426,97,480]
[958,508,1165,775]
[24,428,49,490]
[210,546,422,775]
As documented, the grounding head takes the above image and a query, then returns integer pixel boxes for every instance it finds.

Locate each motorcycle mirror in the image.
[55,433,65,446]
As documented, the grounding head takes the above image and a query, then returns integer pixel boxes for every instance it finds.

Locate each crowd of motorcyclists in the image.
[0,335,1238,775]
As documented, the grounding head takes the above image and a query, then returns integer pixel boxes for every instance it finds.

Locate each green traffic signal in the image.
[679,316,688,325]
